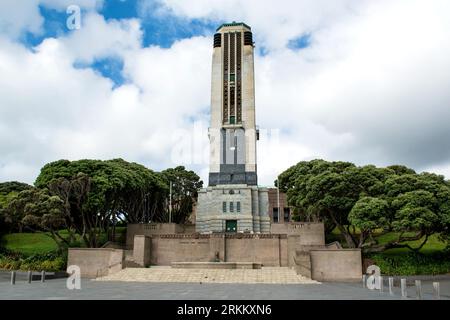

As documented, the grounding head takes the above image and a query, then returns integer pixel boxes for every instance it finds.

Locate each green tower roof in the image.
[216,22,251,32]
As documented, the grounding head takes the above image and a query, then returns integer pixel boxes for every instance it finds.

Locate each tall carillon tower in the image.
[209,22,258,186]
[196,22,270,234]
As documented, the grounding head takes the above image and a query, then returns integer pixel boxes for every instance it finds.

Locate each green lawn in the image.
[376,233,446,255]
[0,227,127,256]
[1,233,59,255]
[328,228,450,275]
[329,227,447,255]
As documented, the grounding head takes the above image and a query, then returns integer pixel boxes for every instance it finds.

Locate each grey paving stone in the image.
[0,278,447,300]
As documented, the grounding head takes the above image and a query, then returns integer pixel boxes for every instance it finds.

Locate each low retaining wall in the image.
[310,249,362,282]
[127,222,325,249]
[67,248,125,278]
[126,223,195,248]
[270,222,325,245]
[137,234,289,267]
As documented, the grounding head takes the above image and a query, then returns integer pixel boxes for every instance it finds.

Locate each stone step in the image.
[96,267,318,284]
[124,260,142,268]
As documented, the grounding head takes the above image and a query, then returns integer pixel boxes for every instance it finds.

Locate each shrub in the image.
[368,251,450,276]
[0,249,67,271]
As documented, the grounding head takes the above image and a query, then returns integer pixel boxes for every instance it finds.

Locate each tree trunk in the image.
[329,210,356,248]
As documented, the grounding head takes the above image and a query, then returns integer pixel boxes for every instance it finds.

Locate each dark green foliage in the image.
[0,248,66,271]
[1,160,202,249]
[159,166,203,224]
[0,182,34,234]
[369,251,450,276]
[34,159,168,247]
[0,181,33,195]
[2,187,67,249]
[278,159,450,252]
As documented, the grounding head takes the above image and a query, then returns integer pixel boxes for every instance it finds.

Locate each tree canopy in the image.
[278,159,450,252]
[13,159,203,247]
[33,159,169,247]
[159,166,203,224]
[0,181,33,233]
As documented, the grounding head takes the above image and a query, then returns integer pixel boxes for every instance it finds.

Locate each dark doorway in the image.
[226,220,237,233]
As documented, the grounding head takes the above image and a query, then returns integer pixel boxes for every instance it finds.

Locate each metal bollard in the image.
[433,282,440,300]
[401,278,407,298]
[415,280,422,300]
[362,274,367,288]
[379,276,384,293]
[388,277,394,295]
[11,271,16,285]
[41,270,46,283]
[27,270,32,284]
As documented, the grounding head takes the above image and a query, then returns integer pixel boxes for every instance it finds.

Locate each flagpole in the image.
[277,179,280,223]
[169,181,172,223]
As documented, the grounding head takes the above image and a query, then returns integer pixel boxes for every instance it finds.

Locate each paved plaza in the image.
[1,269,449,300]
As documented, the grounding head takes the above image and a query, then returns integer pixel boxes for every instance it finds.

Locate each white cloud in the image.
[60,12,142,63]
[152,0,371,49]
[0,0,102,39]
[1,0,450,187]
[0,11,212,184]
[152,0,450,180]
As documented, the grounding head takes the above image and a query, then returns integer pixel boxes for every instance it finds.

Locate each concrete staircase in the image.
[96,266,318,284]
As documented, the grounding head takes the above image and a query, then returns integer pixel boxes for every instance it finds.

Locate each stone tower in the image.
[196,22,271,234]
[208,22,257,186]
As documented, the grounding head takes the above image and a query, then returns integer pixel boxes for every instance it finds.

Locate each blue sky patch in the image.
[100,0,138,20]
[19,1,220,49]
[74,57,126,88]
[101,0,218,48]
[287,33,311,50]
[91,57,126,87]
[141,17,218,48]
[257,46,270,57]
[21,5,70,48]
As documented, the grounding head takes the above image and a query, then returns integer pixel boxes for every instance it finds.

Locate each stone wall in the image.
[67,248,124,278]
[147,234,288,267]
[196,185,270,234]
[267,188,291,223]
[150,235,215,265]
[225,234,287,266]
[124,222,362,282]
[271,222,325,245]
[309,249,362,282]
[133,235,151,267]
[126,223,194,248]
[126,221,325,249]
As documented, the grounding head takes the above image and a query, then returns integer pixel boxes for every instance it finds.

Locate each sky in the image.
[1,0,450,187]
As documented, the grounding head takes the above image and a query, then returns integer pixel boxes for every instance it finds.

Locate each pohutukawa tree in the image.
[159,166,203,224]
[278,159,450,252]
[34,159,168,247]
[0,181,33,233]
[3,187,68,250]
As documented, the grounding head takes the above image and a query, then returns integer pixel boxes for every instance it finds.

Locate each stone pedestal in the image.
[196,184,270,233]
